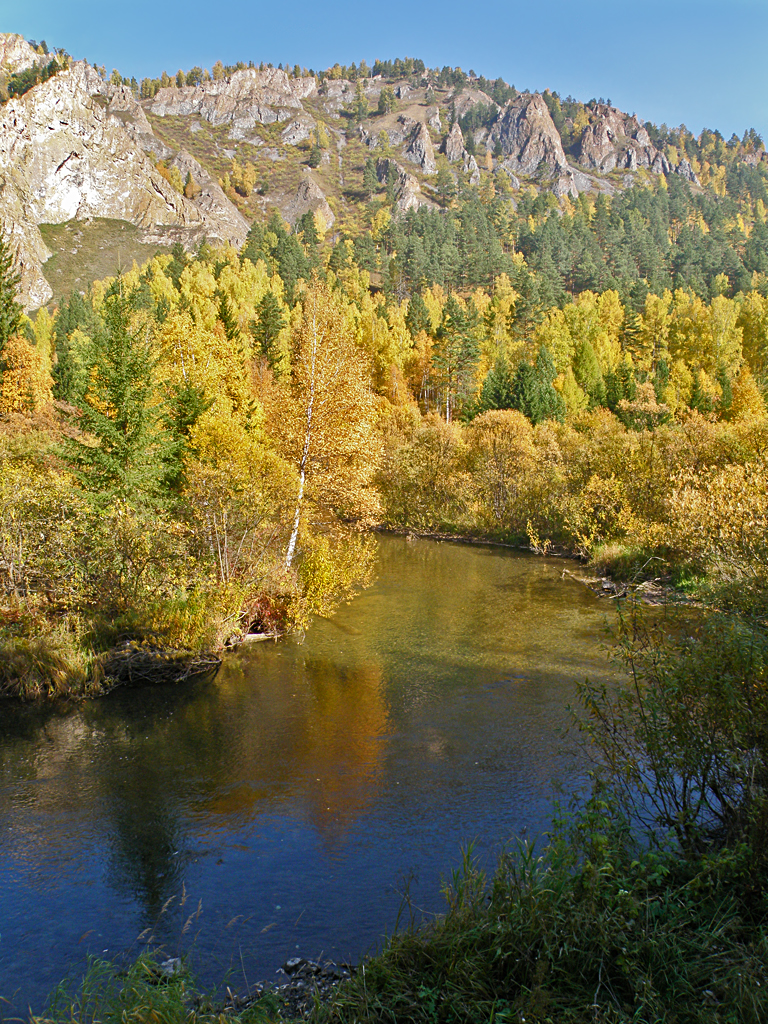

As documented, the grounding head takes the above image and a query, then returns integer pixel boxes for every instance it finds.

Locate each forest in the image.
[2,61,768,1018]
[1,154,767,695]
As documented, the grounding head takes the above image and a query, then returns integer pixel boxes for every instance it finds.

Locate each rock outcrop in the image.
[449,88,497,120]
[676,157,700,185]
[281,116,315,145]
[282,173,335,229]
[0,61,248,308]
[0,33,44,75]
[151,68,318,137]
[320,77,381,113]
[403,121,436,174]
[443,122,465,163]
[376,158,432,213]
[576,104,666,174]
[464,154,480,186]
[427,106,441,132]
[488,93,569,178]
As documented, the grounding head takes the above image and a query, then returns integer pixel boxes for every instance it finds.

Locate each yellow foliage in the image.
[738,290,768,378]
[30,307,55,373]
[422,284,447,333]
[370,207,391,239]
[727,364,767,421]
[276,278,382,543]
[0,335,53,414]
[467,409,535,530]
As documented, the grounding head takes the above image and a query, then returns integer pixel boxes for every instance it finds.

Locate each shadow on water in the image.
[0,536,618,1014]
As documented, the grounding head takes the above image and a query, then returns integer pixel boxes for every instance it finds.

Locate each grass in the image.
[38,219,170,306]
[312,831,768,1024]
[0,608,102,701]
[35,952,282,1024]
[588,541,665,583]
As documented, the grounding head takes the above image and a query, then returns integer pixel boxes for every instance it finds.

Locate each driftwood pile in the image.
[102,641,221,689]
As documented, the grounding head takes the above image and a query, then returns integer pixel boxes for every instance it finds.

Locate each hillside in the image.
[1,35,765,309]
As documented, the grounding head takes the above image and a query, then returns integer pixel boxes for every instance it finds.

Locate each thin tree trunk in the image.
[285,297,319,568]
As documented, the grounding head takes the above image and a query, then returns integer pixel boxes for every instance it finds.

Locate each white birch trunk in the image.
[285,297,319,568]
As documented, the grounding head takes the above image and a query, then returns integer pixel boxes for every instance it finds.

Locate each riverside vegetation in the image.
[2,50,768,1024]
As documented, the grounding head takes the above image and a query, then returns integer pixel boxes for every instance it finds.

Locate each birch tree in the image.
[278,279,380,568]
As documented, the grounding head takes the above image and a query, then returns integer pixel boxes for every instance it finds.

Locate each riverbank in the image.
[35,831,768,1024]
[0,526,691,704]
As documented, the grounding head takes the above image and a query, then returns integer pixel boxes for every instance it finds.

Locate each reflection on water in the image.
[0,537,616,1013]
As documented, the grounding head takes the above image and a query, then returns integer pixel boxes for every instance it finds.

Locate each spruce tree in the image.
[250,291,287,373]
[510,347,565,424]
[64,282,171,508]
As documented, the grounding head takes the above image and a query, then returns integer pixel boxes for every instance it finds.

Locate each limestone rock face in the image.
[170,150,249,241]
[151,68,318,136]
[320,77,381,113]
[576,105,664,174]
[0,61,248,308]
[444,122,465,163]
[0,33,43,75]
[282,173,335,229]
[376,158,432,213]
[281,116,315,145]
[488,93,568,177]
[403,121,436,174]
[651,151,671,174]
[676,157,700,185]
[464,153,480,186]
[427,106,441,132]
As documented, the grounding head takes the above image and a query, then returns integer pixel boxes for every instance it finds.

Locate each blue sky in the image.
[3,0,766,141]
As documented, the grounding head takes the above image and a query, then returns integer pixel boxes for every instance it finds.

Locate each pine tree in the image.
[405,292,431,337]
[363,158,379,201]
[352,81,369,124]
[433,295,480,421]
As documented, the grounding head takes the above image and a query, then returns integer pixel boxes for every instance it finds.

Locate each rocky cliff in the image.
[0,39,248,308]
[0,33,43,76]
[0,32,725,308]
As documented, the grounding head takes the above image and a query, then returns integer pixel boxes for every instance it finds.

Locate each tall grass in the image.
[33,952,280,1024]
[316,828,768,1024]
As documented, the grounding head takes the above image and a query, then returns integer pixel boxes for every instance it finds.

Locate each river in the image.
[0,536,617,1014]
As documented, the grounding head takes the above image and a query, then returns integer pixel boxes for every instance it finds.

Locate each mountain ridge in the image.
[0,33,765,308]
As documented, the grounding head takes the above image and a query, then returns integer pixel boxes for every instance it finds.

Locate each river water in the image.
[0,537,617,1014]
